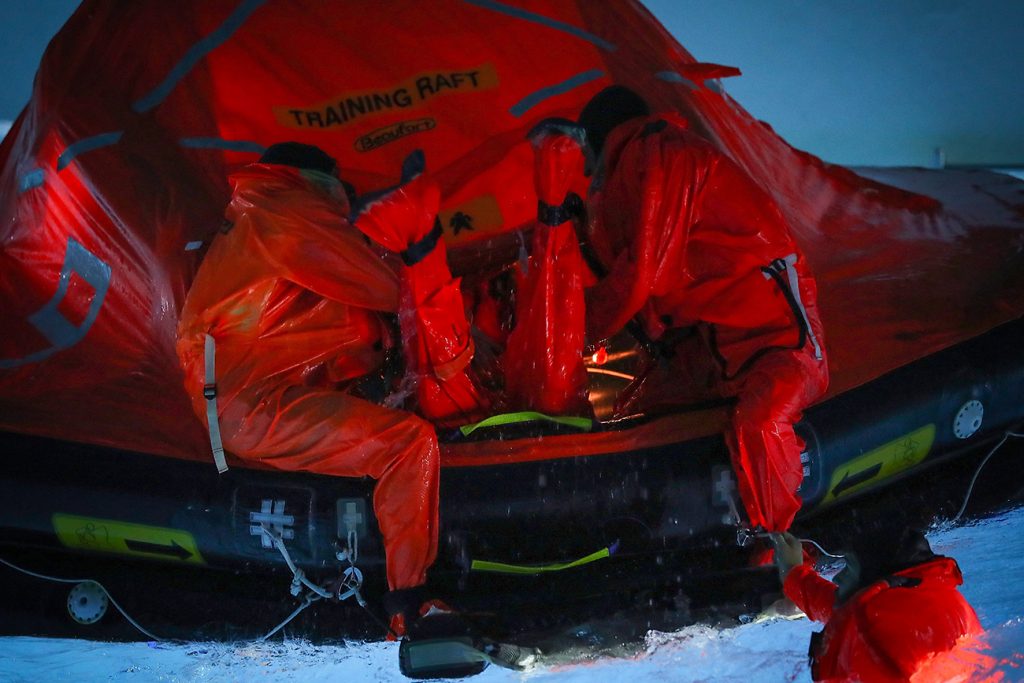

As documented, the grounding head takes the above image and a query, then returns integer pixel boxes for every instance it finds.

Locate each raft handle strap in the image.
[254,523,402,641]
[203,333,228,473]
[470,541,618,575]
[459,411,593,437]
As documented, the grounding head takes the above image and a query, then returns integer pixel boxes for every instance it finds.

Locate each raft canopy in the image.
[1,0,1023,465]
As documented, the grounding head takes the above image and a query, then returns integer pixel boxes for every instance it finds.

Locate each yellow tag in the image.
[822,424,936,505]
[53,514,205,564]
[438,194,504,244]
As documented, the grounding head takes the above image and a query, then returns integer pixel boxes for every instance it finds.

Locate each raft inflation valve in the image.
[67,581,108,625]
[953,400,984,439]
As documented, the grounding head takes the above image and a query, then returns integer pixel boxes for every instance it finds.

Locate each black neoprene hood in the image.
[259,142,338,177]
[577,85,651,160]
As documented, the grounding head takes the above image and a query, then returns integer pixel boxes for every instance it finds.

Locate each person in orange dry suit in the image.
[773,529,987,682]
[568,86,829,532]
[176,143,486,634]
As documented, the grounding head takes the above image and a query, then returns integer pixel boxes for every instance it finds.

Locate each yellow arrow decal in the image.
[822,424,936,505]
[53,514,205,565]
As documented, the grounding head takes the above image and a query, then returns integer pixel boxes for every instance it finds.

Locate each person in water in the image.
[773,528,985,681]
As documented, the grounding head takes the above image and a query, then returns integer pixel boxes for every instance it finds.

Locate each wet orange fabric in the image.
[355,174,491,426]
[585,113,829,531]
[504,126,592,416]
[176,164,436,590]
[785,558,984,682]
[723,345,828,531]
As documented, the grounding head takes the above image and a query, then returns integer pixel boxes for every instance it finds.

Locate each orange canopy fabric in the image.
[1,0,1023,464]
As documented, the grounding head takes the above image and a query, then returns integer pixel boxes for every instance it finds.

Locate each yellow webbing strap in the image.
[459,411,593,437]
[470,545,614,575]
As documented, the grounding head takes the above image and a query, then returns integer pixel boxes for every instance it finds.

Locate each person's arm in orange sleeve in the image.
[773,531,836,622]
[784,562,837,623]
[353,161,490,425]
[585,133,704,342]
[585,219,655,343]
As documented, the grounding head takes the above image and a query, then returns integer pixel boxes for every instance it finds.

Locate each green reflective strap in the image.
[471,546,611,575]
[459,411,593,437]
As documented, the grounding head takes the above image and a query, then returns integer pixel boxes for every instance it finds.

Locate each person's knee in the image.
[734,373,791,426]
[736,357,822,425]
[400,415,441,463]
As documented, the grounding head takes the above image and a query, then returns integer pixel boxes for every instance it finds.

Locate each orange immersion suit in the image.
[177,164,438,591]
[586,113,829,532]
[785,558,984,682]
[503,121,593,416]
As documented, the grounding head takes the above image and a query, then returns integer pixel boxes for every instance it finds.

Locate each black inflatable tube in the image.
[0,317,1021,586]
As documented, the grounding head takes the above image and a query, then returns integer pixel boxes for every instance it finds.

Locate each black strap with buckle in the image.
[537,192,583,226]
[401,218,444,266]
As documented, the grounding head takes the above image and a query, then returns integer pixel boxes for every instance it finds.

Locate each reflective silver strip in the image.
[56,131,124,171]
[0,238,111,369]
[460,0,616,52]
[204,333,229,473]
[654,71,698,90]
[133,0,268,113]
[18,168,45,193]
[510,69,605,117]
[179,137,266,154]
[764,253,823,361]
